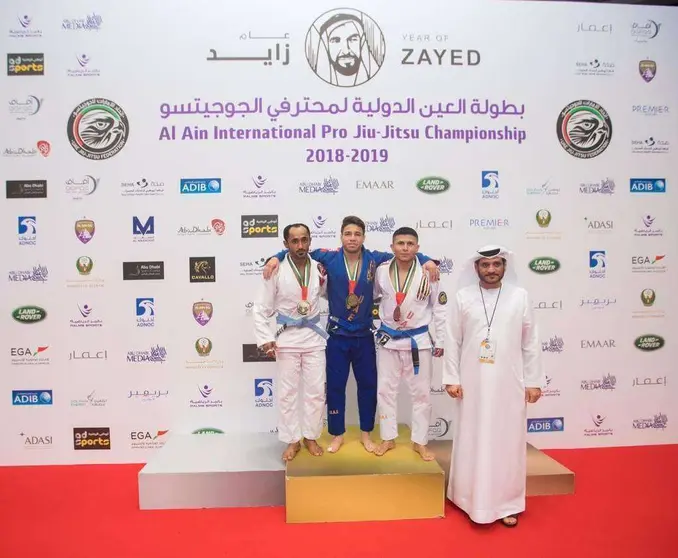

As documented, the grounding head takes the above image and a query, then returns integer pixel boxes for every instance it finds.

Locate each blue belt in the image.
[276,313,329,340]
[327,315,371,335]
[376,324,429,374]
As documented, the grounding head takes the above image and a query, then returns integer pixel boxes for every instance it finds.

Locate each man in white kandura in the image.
[253,223,328,462]
[443,245,545,527]
[372,227,447,461]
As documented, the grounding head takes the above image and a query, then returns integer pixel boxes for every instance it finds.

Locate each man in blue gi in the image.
[262,215,440,453]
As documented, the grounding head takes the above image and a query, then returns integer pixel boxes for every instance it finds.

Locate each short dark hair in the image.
[392,226,418,242]
[341,215,365,233]
[283,223,311,241]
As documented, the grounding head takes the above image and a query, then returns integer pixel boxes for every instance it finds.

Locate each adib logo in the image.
[416,177,450,194]
[630,178,666,194]
[529,257,560,274]
[180,178,222,194]
[12,390,52,406]
[527,417,564,433]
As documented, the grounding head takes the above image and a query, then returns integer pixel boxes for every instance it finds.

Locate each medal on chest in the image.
[344,253,362,310]
[391,260,416,322]
[287,255,311,315]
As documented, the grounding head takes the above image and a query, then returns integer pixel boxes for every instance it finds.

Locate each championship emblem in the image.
[639,60,656,83]
[75,219,95,244]
[367,260,376,282]
[195,337,213,356]
[76,256,93,275]
[193,301,213,326]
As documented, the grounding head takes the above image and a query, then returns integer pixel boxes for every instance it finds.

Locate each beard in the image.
[331,54,360,76]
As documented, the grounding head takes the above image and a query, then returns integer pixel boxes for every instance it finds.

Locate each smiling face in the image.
[475,256,506,287]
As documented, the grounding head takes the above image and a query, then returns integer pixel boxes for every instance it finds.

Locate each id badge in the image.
[479,339,496,364]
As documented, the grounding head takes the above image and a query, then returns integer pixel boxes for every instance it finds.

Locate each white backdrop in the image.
[1,0,676,465]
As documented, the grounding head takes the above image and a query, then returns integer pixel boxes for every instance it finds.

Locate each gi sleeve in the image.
[253,273,278,348]
[441,291,463,385]
[522,290,547,389]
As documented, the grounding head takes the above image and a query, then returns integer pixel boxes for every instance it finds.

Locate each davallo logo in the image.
[529,257,560,274]
[416,177,450,194]
[634,335,664,351]
[12,305,47,323]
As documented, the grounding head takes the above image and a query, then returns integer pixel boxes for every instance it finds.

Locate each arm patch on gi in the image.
[438,291,448,305]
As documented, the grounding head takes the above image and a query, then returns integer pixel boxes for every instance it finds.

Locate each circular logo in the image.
[76,256,93,275]
[67,98,129,160]
[195,337,213,356]
[556,100,612,159]
[641,288,656,307]
[305,8,385,87]
[536,209,552,228]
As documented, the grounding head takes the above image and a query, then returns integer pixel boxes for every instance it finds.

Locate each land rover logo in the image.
[416,177,450,194]
[529,257,560,274]
[12,305,47,323]
[634,335,664,351]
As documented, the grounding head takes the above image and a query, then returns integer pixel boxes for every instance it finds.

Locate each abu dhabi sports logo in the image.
[556,100,612,159]
[67,98,129,160]
[305,8,385,88]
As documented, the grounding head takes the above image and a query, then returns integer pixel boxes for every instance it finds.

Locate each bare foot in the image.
[303,438,324,456]
[373,440,396,457]
[413,443,435,461]
[282,442,301,462]
[360,431,377,453]
[327,435,344,454]
[501,515,518,527]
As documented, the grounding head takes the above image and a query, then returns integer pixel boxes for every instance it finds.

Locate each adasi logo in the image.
[634,335,664,351]
[416,176,449,194]
[12,305,47,323]
[67,98,129,160]
[73,427,111,450]
[529,257,560,274]
[556,100,612,159]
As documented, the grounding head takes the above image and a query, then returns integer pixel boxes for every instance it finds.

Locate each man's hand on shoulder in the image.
[423,260,440,282]
[263,257,280,280]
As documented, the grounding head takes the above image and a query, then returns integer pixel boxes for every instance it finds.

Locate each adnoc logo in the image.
[634,335,664,351]
[416,176,450,194]
[529,257,560,274]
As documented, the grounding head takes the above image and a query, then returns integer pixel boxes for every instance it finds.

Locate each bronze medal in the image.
[393,305,402,322]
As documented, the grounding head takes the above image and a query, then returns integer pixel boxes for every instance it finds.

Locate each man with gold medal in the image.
[263,216,440,454]
[253,223,329,461]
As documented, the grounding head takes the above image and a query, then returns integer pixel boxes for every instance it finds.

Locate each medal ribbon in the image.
[391,260,416,306]
[343,252,361,296]
[287,255,310,301]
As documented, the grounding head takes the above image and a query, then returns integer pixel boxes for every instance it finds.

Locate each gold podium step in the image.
[285,425,445,523]
[428,440,575,497]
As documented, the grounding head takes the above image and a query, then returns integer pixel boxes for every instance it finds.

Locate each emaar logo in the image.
[180,178,222,194]
[254,378,273,408]
[630,178,666,194]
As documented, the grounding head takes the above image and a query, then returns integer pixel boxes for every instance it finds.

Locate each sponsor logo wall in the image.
[1,1,676,465]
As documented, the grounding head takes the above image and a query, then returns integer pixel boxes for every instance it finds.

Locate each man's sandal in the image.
[501,515,518,527]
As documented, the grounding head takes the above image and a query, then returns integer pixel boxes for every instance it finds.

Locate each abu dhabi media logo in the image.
[177,218,225,237]
[70,303,103,329]
[243,175,276,199]
[126,345,167,364]
[9,95,42,120]
[17,216,37,246]
[630,178,666,194]
[589,250,607,279]
[8,264,48,283]
[633,413,667,430]
[67,98,129,160]
[10,346,49,366]
[298,176,339,195]
[136,298,155,328]
[254,379,274,408]
[542,335,564,353]
[579,178,615,195]
[189,384,223,408]
[631,136,670,155]
[9,15,43,38]
[305,8,385,88]
[365,215,396,234]
[121,177,165,197]
[67,53,100,77]
[581,373,616,391]
[180,178,221,194]
[65,175,98,199]
[311,215,338,241]
[527,417,564,433]
[3,144,39,158]
[481,171,499,199]
[584,414,614,438]
[557,100,612,159]
[62,13,103,31]
[439,257,454,275]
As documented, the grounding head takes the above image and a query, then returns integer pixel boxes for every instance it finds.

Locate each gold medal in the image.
[346,293,360,309]
[297,300,311,316]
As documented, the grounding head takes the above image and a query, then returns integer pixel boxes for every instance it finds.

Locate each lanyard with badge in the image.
[479,284,502,364]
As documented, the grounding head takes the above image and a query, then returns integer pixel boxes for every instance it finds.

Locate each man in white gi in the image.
[443,245,545,527]
[372,227,447,461]
[253,223,328,462]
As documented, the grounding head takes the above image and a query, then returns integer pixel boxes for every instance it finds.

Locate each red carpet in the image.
[1,446,677,558]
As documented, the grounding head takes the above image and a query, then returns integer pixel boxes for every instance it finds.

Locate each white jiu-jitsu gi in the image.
[373,257,447,445]
[443,245,546,523]
[253,254,328,444]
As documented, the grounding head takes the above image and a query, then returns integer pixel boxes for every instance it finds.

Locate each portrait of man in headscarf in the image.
[306,9,385,87]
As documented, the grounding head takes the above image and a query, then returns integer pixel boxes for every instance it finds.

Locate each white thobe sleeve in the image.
[442,292,463,385]
[428,279,447,349]
[253,275,277,348]
[521,290,546,389]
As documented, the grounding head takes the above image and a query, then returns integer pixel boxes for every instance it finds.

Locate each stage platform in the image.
[285,425,445,523]
[138,432,286,510]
